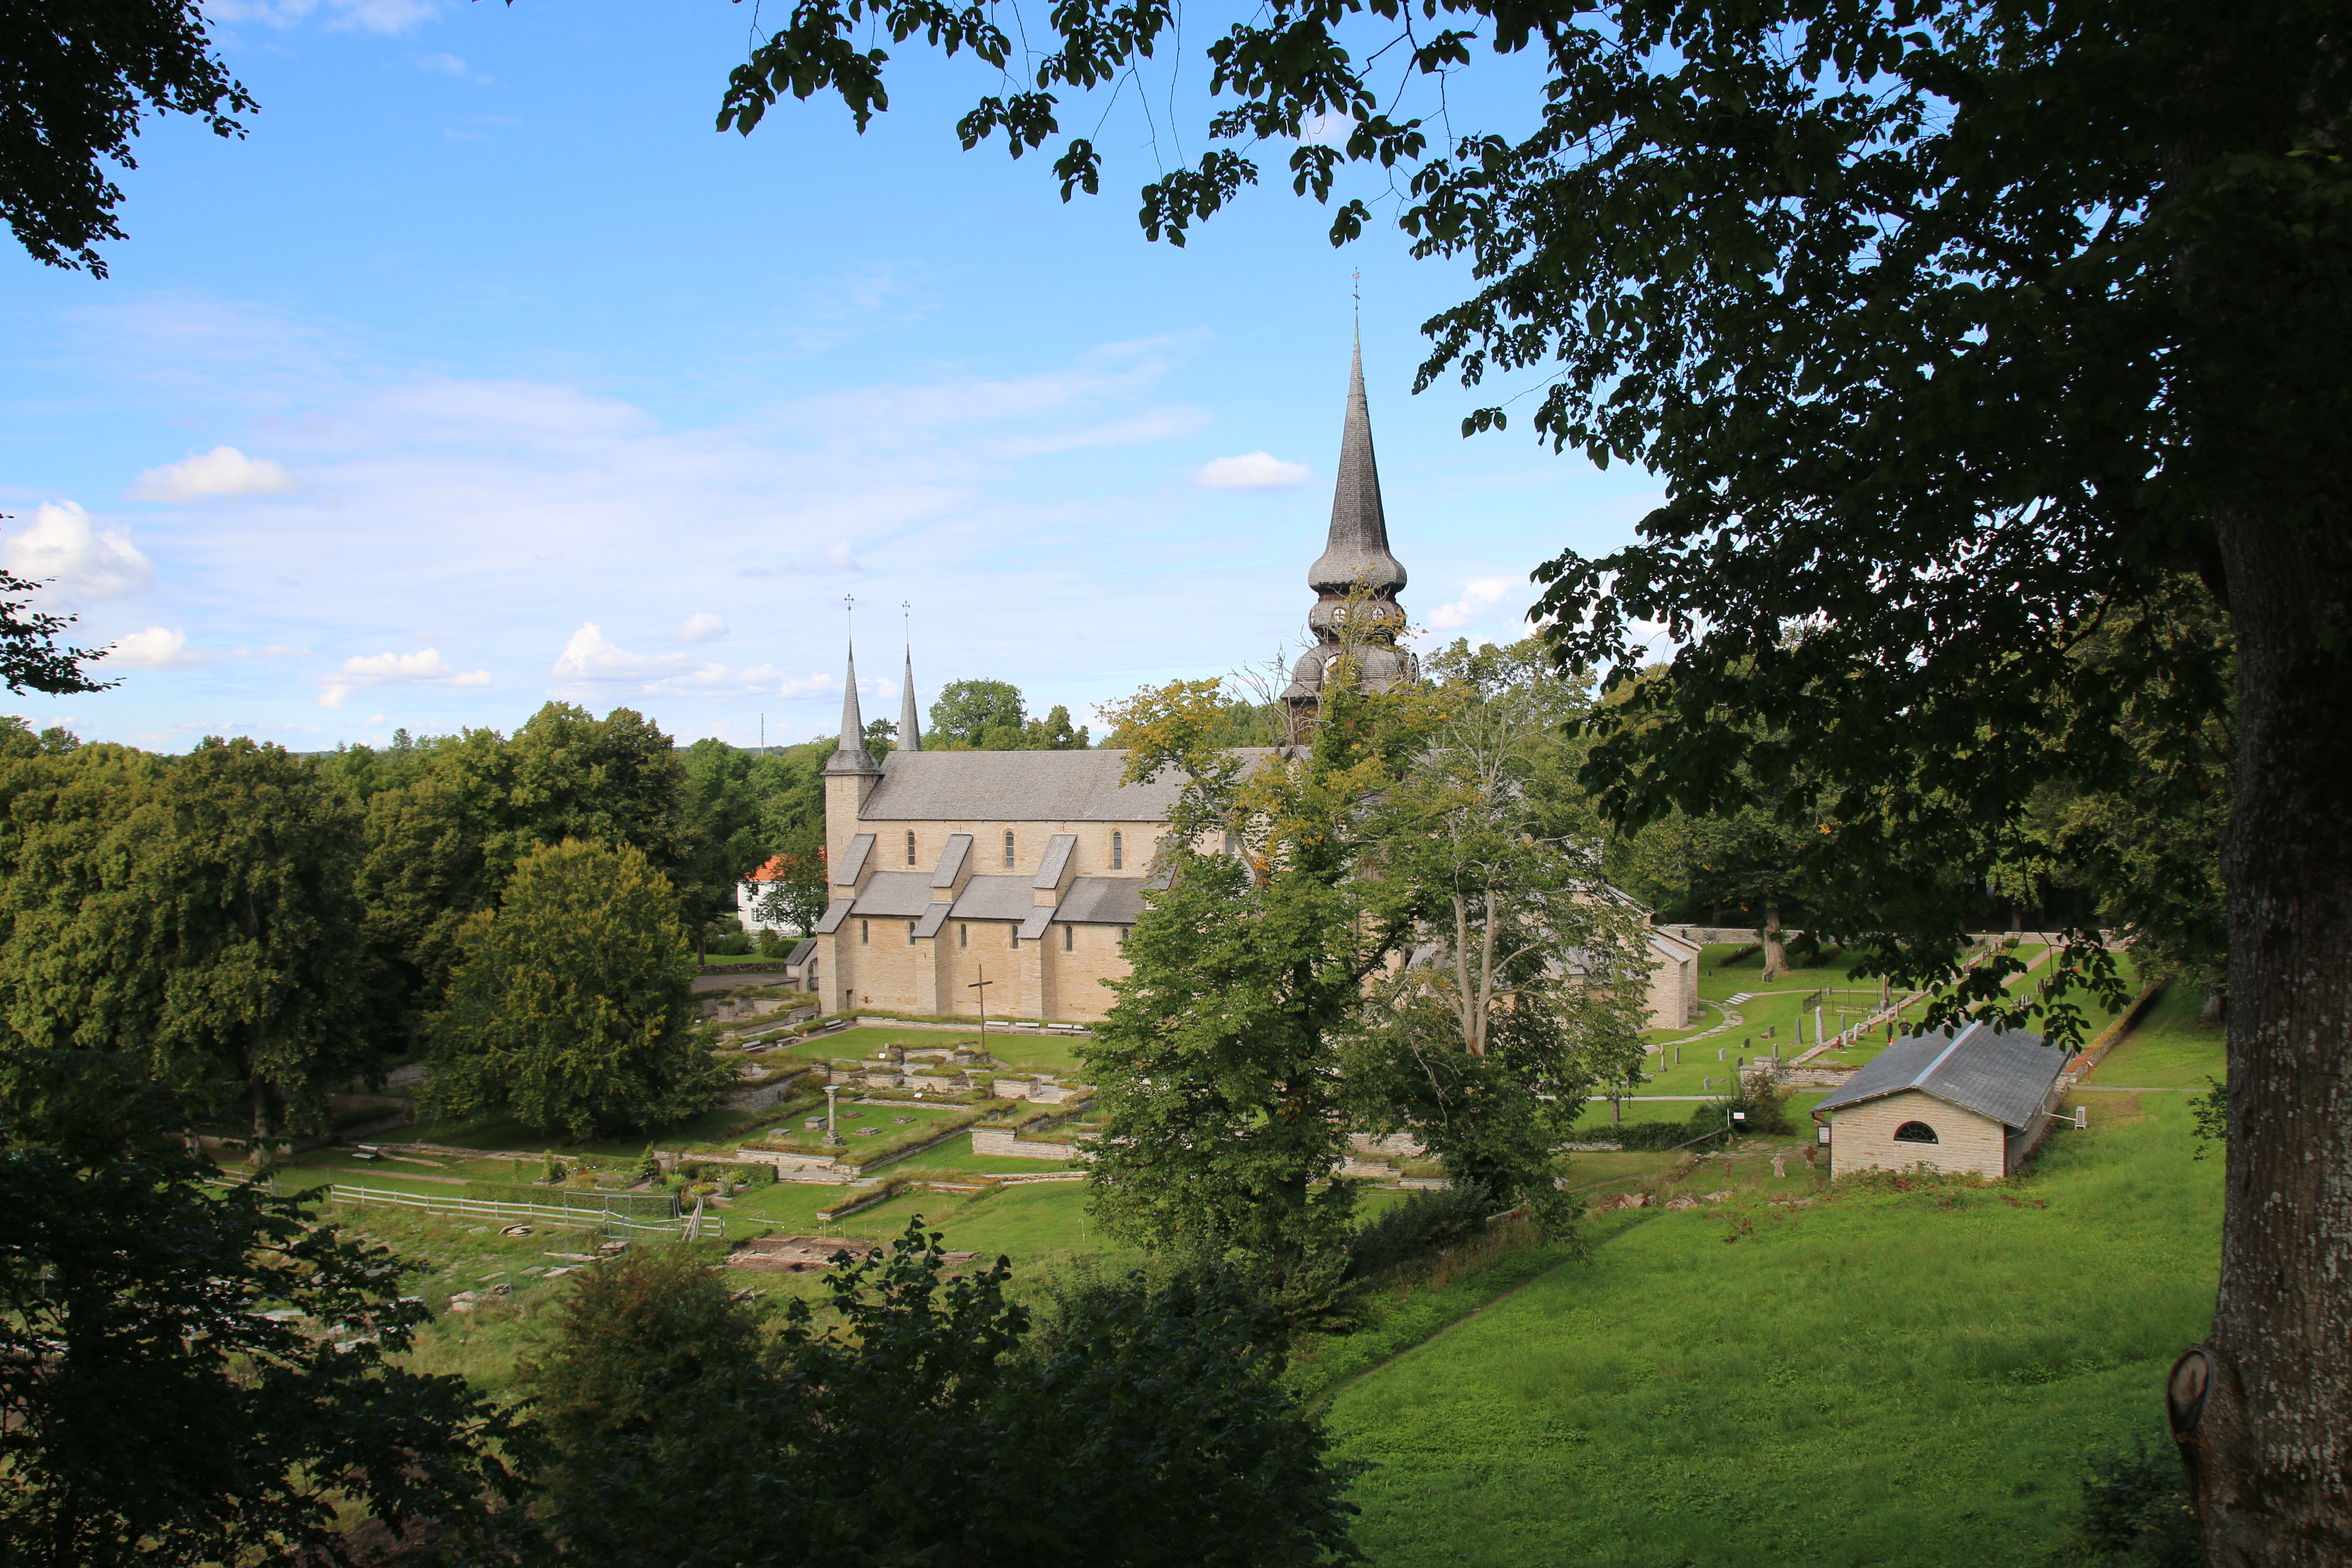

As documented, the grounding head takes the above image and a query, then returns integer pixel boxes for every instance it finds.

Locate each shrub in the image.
[517,1243,762,1467]
[756,929,795,960]
[1589,1120,1703,1152]
[2059,1428,2199,1565]
[1346,1183,1494,1280]
[705,931,752,956]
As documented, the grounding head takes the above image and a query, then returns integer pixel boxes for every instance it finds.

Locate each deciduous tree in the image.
[0,727,371,1158]
[0,3,254,277]
[0,1080,530,1567]
[426,839,720,1140]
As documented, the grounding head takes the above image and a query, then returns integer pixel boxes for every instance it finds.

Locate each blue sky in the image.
[0,0,1661,751]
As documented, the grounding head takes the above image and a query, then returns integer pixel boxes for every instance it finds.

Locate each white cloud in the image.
[320,647,489,707]
[127,445,298,503]
[1,502,154,599]
[673,611,729,643]
[209,0,441,34]
[420,52,467,74]
[103,627,208,670]
[1426,576,1522,631]
[551,622,687,682]
[825,540,860,570]
[1196,450,1311,490]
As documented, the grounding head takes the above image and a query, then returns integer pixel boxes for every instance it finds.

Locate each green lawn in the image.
[750,1024,1087,1079]
[1326,1030,2224,1568]
[2088,983,2220,1088]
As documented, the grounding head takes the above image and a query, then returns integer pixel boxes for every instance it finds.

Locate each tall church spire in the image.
[824,640,881,775]
[1306,330,1408,621]
[897,645,923,753]
[1283,334,1415,736]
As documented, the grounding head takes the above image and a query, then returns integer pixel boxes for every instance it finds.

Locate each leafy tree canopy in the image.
[0,725,371,1154]
[426,838,722,1140]
[926,677,1093,750]
[539,1220,1362,1567]
[0,1070,530,1567]
[0,3,254,277]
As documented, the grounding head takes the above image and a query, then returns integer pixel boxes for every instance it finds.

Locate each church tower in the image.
[1282,334,1415,740]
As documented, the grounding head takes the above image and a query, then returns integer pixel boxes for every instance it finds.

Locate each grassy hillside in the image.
[1327,1061,2222,1565]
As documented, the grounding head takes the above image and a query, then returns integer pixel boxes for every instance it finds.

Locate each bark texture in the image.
[2193,500,2352,1564]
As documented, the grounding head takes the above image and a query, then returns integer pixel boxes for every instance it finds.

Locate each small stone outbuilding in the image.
[1815,1021,2074,1178]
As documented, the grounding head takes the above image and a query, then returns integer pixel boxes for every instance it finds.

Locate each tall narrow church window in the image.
[906,830,917,866]
[959,924,968,948]
[1063,924,1073,951]
[860,920,870,944]
[1111,830,1123,870]
[1010,925,1018,948]
[907,921,917,944]
[1003,830,1015,868]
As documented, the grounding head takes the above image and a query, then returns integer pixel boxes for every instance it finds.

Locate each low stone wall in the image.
[971,1127,1073,1161]
[731,1146,845,1174]
[1350,1131,1426,1158]
[718,1070,808,1111]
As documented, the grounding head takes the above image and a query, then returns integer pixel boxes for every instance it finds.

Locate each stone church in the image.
[807,342,1700,1029]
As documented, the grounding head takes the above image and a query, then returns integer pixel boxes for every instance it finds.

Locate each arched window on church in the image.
[1063,923,1074,951]
[1003,830,1015,868]
[906,830,917,866]
[959,924,968,948]
[1893,1121,1940,1144]
[907,921,917,945]
[1111,830,1123,870]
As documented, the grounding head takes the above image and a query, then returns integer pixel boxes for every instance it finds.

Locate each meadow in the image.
[1324,1015,2224,1568]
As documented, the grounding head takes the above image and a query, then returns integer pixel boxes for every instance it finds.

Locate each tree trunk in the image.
[1760,906,1786,981]
[2183,501,2352,1563]
[248,1076,274,1169]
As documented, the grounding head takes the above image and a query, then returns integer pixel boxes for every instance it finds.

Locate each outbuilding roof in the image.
[1814,1021,2071,1131]
[856,748,1278,824]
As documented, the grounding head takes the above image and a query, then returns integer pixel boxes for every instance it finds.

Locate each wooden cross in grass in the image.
[967,966,993,1062]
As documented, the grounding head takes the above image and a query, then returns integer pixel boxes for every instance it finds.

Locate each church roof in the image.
[1814,1021,2070,1131]
[846,872,936,919]
[1053,876,1148,925]
[857,748,1278,824]
[948,875,1039,922]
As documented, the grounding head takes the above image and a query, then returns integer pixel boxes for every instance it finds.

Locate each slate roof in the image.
[847,871,937,919]
[948,875,1040,923]
[1053,876,1147,926]
[856,748,1278,824]
[1814,1021,2071,1131]
[1033,833,1077,888]
[832,833,875,886]
[930,833,972,888]
[785,938,815,967]
[812,897,854,935]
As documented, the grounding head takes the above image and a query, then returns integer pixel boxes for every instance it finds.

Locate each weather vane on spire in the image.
[901,600,911,646]
[843,593,855,638]
[1352,268,1360,314]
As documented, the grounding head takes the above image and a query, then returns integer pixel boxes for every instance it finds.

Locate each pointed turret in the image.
[823,642,882,775]
[897,647,923,752]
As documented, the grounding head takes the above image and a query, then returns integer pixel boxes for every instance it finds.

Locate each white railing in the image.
[328,1185,720,1238]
